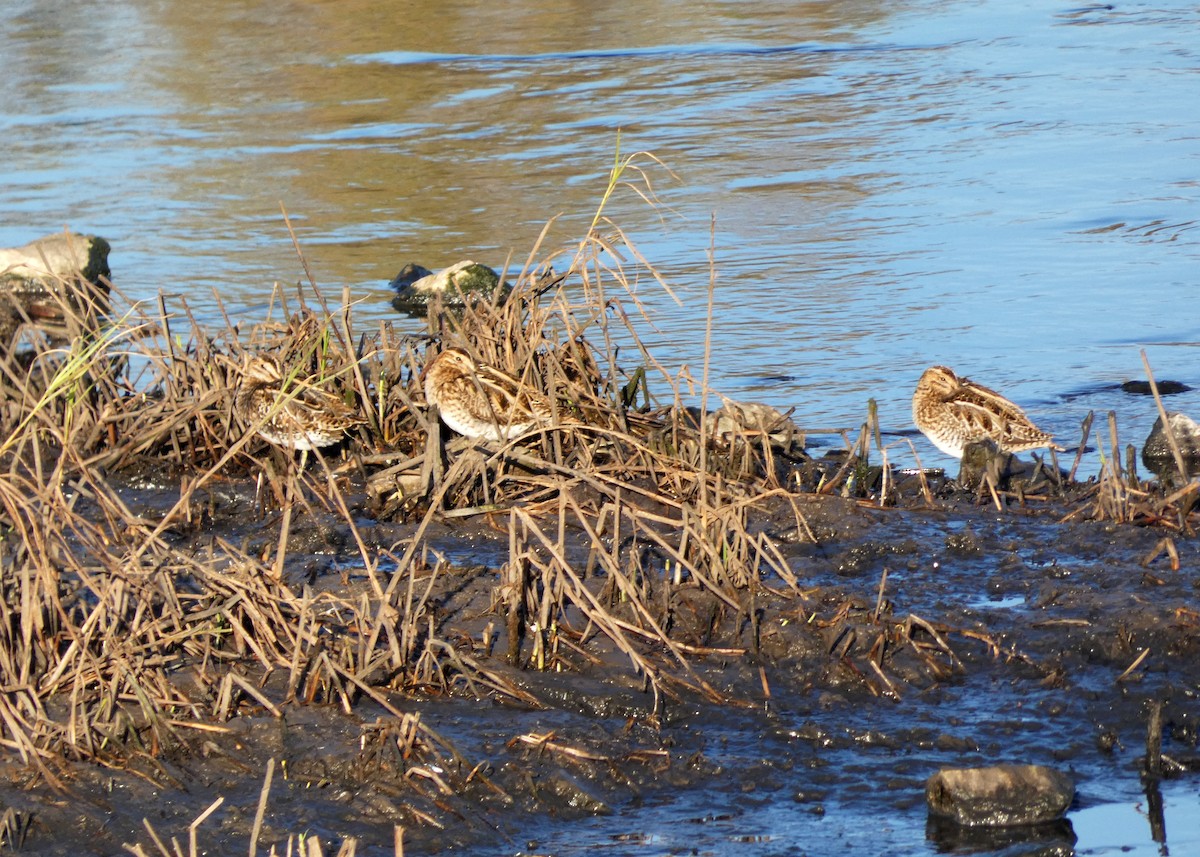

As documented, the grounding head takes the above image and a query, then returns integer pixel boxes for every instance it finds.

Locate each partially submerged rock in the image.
[957,439,1061,494]
[958,439,1016,492]
[1122,379,1190,396]
[1142,412,1200,479]
[390,260,508,316]
[0,230,111,292]
[0,231,112,341]
[925,764,1074,827]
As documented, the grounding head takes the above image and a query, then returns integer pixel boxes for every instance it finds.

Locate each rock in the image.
[957,440,1062,495]
[540,769,611,815]
[958,439,1015,491]
[0,230,111,286]
[390,260,508,316]
[1122,379,1191,396]
[0,231,112,343]
[925,764,1074,827]
[708,397,805,449]
[1141,412,1200,478]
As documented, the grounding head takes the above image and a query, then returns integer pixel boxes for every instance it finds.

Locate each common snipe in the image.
[424,346,567,442]
[912,365,1061,458]
[236,354,364,452]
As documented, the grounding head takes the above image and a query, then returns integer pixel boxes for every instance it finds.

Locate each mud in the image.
[2,470,1199,855]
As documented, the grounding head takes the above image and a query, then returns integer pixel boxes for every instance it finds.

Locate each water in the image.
[527,780,1200,857]
[4,2,1200,851]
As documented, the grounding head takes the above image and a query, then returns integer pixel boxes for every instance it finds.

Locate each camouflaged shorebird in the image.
[424,346,572,442]
[236,354,364,453]
[912,365,1062,459]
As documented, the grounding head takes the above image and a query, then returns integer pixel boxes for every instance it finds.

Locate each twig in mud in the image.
[1141,537,1180,571]
[906,614,965,672]
[1108,411,1122,482]
[901,439,935,505]
[697,215,717,512]
[189,798,224,857]
[864,657,901,701]
[819,423,870,496]
[512,732,612,762]
[1116,648,1151,683]
[249,758,275,857]
[1145,699,1163,778]
[1068,411,1093,484]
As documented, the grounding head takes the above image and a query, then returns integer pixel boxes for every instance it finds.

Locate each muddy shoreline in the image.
[4,469,1197,855]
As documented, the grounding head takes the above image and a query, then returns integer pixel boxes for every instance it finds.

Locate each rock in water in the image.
[1122,379,1191,396]
[956,439,1013,492]
[1142,412,1200,478]
[0,231,111,290]
[0,231,112,340]
[390,260,507,316]
[926,764,1074,827]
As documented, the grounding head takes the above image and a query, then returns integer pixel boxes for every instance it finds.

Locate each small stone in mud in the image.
[1121,379,1190,396]
[925,764,1074,827]
[958,440,1062,494]
[957,440,1014,492]
[541,769,611,815]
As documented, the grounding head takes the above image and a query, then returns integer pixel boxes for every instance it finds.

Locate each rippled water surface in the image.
[4,1,1200,851]
[5,0,1199,473]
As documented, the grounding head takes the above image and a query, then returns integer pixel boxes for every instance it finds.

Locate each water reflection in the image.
[925,815,1076,854]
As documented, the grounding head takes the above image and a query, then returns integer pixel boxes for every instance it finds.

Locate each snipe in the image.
[912,365,1061,458]
[236,354,364,453]
[424,346,567,442]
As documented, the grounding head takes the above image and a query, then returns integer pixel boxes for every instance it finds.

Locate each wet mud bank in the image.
[4,471,1197,856]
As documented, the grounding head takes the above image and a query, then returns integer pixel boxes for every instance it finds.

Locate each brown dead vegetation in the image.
[1,163,1198,853]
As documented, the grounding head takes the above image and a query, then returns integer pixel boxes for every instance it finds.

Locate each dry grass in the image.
[0,158,823,788]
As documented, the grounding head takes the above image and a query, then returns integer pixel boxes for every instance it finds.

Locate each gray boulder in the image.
[0,231,111,343]
[0,230,111,287]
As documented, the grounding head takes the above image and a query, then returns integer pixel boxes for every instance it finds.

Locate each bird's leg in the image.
[253,469,266,519]
[258,453,289,515]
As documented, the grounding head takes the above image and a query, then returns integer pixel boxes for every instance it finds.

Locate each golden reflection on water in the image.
[125,0,896,301]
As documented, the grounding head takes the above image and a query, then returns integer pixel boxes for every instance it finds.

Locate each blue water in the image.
[4,0,1198,475]
[527,780,1200,857]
